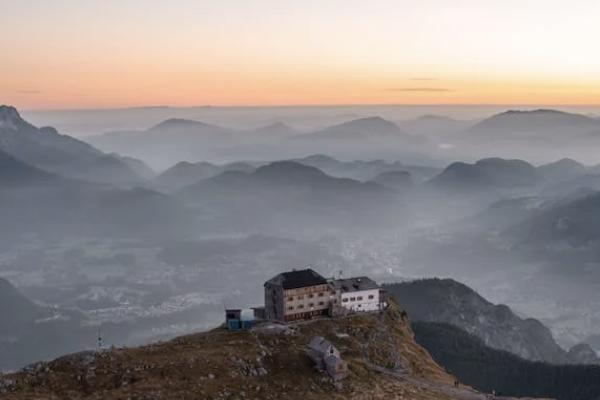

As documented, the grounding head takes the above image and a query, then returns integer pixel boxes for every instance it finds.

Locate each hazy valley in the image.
[3,104,600,399]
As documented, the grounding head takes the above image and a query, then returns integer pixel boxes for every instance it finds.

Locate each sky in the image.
[2,0,600,110]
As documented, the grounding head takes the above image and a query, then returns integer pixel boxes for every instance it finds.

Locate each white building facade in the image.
[333,277,381,312]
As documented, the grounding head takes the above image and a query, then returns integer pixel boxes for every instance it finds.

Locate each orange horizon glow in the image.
[2,0,600,110]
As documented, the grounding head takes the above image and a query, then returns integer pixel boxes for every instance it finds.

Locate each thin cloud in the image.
[410,78,438,81]
[386,87,453,92]
[17,90,42,94]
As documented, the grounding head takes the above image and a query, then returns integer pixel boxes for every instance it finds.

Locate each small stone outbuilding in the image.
[306,336,348,381]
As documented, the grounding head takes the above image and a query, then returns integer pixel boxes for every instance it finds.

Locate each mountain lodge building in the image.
[263,268,383,323]
[264,269,332,322]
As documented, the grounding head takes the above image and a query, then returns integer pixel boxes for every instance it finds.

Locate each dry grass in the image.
[0,302,531,400]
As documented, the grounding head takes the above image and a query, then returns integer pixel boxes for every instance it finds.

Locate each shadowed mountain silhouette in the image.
[469,109,600,137]
[371,170,413,191]
[537,158,587,182]
[251,122,299,137]
[430,158,540,190]
[178,161,399,229]
[0,148,56,185]
[386,278,572,364]
[154,160,256,191]
[0,105,142,184]
[295,116,409,141]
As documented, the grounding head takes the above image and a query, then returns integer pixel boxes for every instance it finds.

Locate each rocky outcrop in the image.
[386,279,576,364]
[568,343,600,365]
[0,302,522,400]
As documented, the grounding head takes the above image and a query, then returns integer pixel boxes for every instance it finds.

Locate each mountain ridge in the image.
[385,278,595,365]
[0,105,143,184]
[0,301,529,400]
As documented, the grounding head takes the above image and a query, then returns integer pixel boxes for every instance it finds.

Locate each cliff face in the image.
[386,279,571,364]
[0,302,532,400]
[413,321,600,400]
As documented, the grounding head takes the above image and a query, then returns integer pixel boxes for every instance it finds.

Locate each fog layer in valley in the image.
[2,104,600,371]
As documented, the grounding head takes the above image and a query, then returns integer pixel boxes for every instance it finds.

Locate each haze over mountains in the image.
[3,104,600,382]
[386,279,598,365]
[82,106,600,171]
[88,115,431,169]
[0,106,146,185]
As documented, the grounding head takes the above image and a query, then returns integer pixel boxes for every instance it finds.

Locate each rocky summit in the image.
[0,302,543,400]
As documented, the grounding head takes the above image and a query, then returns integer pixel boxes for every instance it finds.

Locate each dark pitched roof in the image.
[266,268,327,289]
[333,277,379,293]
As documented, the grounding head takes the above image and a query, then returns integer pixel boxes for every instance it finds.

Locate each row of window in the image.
[288,301,325,311]
[342,294,375,303]
[287,292,326,302]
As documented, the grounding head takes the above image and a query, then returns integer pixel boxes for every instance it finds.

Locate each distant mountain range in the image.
[537,158,588,182]
[251,121,299,137]
[291,116,409,140]
[385,278,597,365]
[87,118,300,168]
[0,106,202,243]
[397,115,472,137]
[178,161,400,230]
[420,109,600,163]
[151,154,440,194]
[87,115,434,168]
[153,160,256,191]
[468,109,600,139]
[0,105,147,185]
[430,158,541,192]
[371,170,413,191]
[293,153,440,182]
[505,190,600,248]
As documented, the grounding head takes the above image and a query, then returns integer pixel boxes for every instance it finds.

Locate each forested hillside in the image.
[413,321,600,400]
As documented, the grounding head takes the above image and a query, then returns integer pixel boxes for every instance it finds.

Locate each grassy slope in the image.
[1,302,533,400]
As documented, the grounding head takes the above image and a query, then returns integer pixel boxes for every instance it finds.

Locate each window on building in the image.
[288,306,294,310]
[308,303,314,307]
[357,296,363,301]
[298,304,304,309]
[318,292,324,297]
[287,297,294,301]
[343,298,349,303]
[358,304,362,308]
[350,297,356,301]
[368,295,374,299]
[308,294,314,298]
[318,301,324,306]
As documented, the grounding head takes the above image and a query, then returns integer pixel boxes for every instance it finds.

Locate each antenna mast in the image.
[97,326,103,350]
